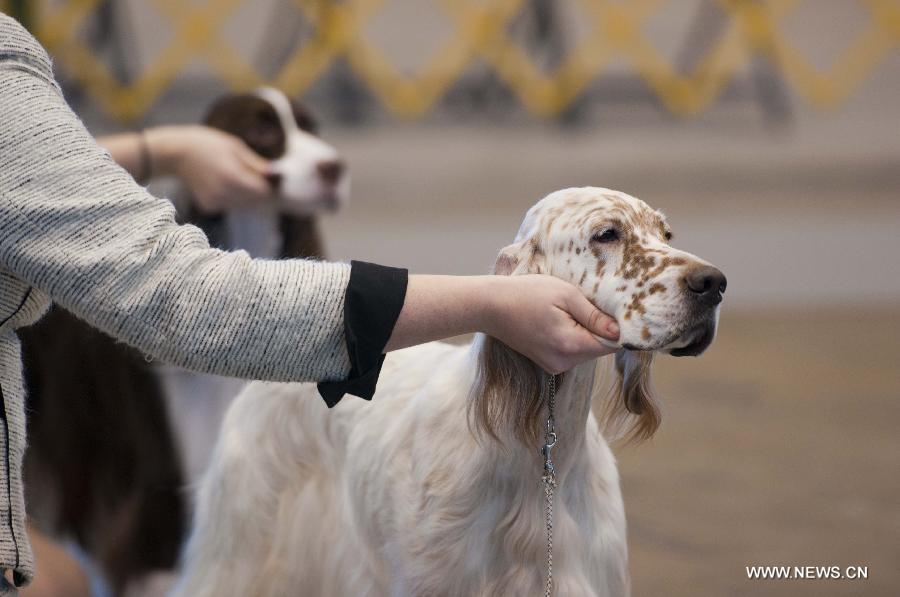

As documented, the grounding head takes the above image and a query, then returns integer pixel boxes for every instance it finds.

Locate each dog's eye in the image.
[592,229,619,243]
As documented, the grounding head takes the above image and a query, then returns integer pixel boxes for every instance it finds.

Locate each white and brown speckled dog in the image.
[175,187,726,597]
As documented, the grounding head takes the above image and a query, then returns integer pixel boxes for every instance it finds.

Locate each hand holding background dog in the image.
[100,125,274,213]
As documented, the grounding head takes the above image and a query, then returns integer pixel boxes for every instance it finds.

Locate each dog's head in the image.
[472,187,726,444]
[204,87,349,215]
[498,187,725,355]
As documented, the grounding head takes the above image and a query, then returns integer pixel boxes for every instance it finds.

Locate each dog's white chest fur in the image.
[175,341,629,597]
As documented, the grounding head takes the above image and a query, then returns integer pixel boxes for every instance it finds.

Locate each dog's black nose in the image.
[684,265,727,305]
[317,160,344,185]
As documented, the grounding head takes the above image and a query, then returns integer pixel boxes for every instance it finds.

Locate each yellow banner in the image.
[28,0,900,121]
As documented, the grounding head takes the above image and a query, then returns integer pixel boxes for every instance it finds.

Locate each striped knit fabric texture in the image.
[0,13,352,586]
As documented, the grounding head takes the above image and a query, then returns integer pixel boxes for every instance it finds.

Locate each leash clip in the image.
[541,431,558,483]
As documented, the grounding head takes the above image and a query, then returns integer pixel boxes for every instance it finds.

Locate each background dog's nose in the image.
[685,266,727,305]
[317,160,344,185]
[264,172,282,191]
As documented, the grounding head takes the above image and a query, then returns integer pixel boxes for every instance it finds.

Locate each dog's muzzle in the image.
[668,318,717,357]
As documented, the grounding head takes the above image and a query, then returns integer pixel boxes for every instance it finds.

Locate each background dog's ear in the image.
[492,238,547,276]
[203,94,286,160]
[289,99,319,135]
[595,350,661,444]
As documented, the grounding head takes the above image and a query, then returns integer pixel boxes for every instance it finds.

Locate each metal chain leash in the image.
[540,374,558,597]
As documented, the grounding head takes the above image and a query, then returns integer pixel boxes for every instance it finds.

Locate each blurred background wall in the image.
[8,1,899,595]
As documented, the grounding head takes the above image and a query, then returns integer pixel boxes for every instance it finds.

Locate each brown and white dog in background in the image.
[20,87,348,595]
[162,88,350,489]
[187,86,349,261]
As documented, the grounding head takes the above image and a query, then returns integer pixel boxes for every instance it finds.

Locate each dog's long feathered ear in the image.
[595,350,660,444]
[468,335,544,446]
[468,241,549,445]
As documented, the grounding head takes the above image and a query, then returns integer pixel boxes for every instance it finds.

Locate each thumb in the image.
[234,141,272,176]
[234,167,272,202]
[564,291,620,342]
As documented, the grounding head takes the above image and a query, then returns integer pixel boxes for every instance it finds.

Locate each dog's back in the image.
[176,341,471,597]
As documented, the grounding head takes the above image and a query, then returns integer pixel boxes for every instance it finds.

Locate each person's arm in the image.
[98,126,272,213]
[0,27,617,402]
[98,132,620,375]
[95,130,149,180]
[316,264,618,407]
[0,55,351,384]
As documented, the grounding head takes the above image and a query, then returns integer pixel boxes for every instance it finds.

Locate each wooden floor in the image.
[616,306,900,596]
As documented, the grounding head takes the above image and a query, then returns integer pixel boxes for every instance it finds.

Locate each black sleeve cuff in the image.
[317,261,408,407]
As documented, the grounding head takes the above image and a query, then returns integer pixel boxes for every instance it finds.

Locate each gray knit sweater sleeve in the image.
[0,16,352,383]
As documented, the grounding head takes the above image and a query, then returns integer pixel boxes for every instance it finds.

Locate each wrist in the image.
[469,275,509,338]
[143,125,191,177]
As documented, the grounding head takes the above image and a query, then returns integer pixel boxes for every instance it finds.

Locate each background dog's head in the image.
[472,187,726,444]
[204,86,349,215]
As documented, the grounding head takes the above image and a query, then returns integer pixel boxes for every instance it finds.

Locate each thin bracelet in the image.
[136,130,153,183]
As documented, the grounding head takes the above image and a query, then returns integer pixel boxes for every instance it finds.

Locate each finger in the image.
[234,142,272,176]
[568,328,619,362]
[578,338,620,360]
[232,168,272,203]
[564,291,620,341]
